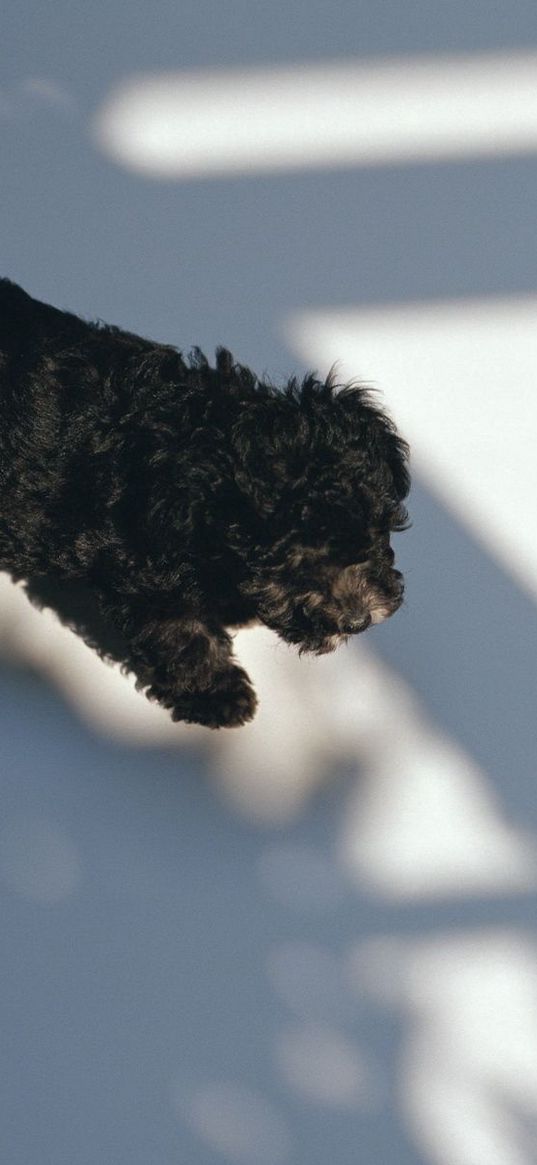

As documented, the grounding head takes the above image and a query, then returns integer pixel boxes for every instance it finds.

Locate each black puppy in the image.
[0,280,410,727]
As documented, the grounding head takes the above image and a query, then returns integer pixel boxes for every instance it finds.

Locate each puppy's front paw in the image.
[173,667,258,729]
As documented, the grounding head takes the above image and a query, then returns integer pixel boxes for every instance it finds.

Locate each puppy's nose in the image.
[341,616,371,634]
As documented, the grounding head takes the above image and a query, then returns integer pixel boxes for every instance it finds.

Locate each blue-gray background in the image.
[2,3,537,1163]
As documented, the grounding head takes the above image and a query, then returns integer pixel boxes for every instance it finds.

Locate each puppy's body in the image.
[0,279,409,727]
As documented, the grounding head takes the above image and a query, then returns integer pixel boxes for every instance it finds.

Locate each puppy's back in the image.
[0,279,90,360]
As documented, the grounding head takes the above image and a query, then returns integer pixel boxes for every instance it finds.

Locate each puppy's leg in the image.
[100,599,258,728]
[146,617,259,729]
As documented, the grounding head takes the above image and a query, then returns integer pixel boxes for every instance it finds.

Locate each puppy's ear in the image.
[231,398,311,515]
[335,384,411,504]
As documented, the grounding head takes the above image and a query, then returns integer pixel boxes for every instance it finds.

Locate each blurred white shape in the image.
[1,574,535,898]
[0,574,369,821]
[258,842,346,911]
[267,941,350,1021]
[92,52,537,179]
[208,625,367,821]
[0,576,365,816]
[0,817,81,904]
[275,1021,378,1108]
[182,1081,290,1164]
[351,931,537,1165]
[288,295,537,600]
[340,657,537,897]
[0,574,191,746]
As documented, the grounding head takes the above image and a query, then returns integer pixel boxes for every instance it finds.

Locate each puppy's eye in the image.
[390,505,411,532]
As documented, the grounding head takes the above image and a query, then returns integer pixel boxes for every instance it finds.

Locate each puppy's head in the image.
[229,365,410,653]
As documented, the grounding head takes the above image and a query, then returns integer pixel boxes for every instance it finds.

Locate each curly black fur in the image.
[0,279,410,727]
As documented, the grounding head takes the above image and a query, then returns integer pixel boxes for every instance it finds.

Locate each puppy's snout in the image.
[341,615,371,634]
